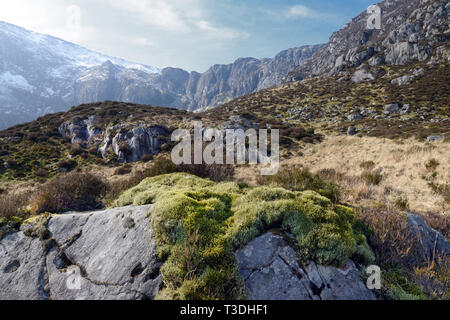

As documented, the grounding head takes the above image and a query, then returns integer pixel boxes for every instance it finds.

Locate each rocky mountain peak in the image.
[287,0,449,81]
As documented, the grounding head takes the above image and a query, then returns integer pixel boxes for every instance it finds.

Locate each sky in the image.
[0,0,378,72]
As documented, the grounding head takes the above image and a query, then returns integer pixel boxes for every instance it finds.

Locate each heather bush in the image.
[257,166,341,203]
[30,172,108,214]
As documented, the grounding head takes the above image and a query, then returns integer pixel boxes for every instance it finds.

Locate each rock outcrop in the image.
[58,116,102,144]
[287,0,449,81]
[407,214,450,262]
[0,205,162,300]
[235,233,376,300]
[99,125,169,162]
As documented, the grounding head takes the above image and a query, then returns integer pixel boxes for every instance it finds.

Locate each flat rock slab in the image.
[0,205,161,300]
[235,233,375,300]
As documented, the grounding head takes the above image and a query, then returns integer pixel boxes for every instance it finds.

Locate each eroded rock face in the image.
[235,233,376,300]
[58,116,102,144]
[0,205,161,300]
[287,0,449,81]
[99,125,169,163]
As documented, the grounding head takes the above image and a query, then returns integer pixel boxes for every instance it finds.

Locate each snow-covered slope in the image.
[0,20,160,129]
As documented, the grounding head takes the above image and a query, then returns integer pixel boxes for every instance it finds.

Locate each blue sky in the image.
[0,0,378,72]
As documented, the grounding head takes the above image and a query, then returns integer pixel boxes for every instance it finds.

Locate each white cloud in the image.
[195,20,249,40]
[0,0,249,70]
[286,5,325,19]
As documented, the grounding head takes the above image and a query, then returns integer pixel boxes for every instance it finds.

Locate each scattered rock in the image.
[351,69,374,83]
[348,113,364,121]
[347,126,357,136]
[235,233,376,300]
[384,104,401,114]
[426,135,444,142]
[400,104,412,114]
[391,75,415,86]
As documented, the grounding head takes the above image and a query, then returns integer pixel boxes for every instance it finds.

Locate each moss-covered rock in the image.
[114,173,373,300]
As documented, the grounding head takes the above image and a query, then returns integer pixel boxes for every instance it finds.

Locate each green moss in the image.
[22,214,51,240]
[115,173,372,300]
[0,216,24,240]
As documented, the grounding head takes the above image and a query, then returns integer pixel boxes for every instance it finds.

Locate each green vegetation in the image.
[257,166,341,203]
[115,173,372,300]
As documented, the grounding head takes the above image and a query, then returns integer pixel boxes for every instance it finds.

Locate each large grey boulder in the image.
[235,233,376,300]
[100,125,169,162]
[384,104,401,114]
[0,205,161,300]
[407,214,449,262]
[348,113,364,121]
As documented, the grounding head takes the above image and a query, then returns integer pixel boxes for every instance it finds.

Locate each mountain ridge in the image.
[0,20,322,130]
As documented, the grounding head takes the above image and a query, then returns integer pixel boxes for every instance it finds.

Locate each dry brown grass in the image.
[237,135,450,215]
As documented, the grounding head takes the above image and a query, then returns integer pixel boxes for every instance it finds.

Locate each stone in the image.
[235,233,376,300]
[0,205,162,300]
[384,104,401,114]
[347,126,357,135]
[407,214,450,262]
[426,135,444,142]
[400,104,412,114]
[351,69,374,83]
[391,75,414,85]
[348,113,364,121]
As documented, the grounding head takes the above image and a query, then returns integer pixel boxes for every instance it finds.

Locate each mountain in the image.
[0,20,321,130]
[287,0,449,81]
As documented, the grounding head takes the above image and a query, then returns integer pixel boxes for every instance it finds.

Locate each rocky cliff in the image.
[287,0,449,81]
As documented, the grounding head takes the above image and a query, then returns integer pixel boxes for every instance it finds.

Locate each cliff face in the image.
[287,0,449,81]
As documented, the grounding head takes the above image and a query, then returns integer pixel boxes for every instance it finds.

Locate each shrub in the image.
[30,172,108,214]
[360,161,376,170]
[356,207,420,269]
[0,191,32,218]
[425,159,440,171]
[34,168,49,178]
[0,216,24,240]
[114,165,132,176]
[257,166,341,203]
[428,182,450,204]
[414,257,449,300]
[70,143,83,156]
[394,197,409,211]
[178,163,234,182]
[361,170,383,185]
[140,154,154,162]
[57,159,77,171]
